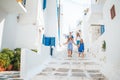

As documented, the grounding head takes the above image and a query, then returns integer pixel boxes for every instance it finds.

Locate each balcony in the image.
[0,0,27,13]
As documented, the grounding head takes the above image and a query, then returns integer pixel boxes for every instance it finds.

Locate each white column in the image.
[44,0,58,38]
[1,14,17,49]
[0,8,7,50]
[42,0,58,55]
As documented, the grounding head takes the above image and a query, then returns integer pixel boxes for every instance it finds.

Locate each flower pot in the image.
[0,67,6,72]
[7,64,13,71]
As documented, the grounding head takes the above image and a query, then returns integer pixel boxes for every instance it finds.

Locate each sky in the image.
[61,0,91,34]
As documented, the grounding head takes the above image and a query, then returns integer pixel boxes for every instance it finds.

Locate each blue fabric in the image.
[78,43,84,52]
[44,37,51,46]
[50,37,55,46]
[43,0,47,10]
[42,35,55,46]
[77,40,80,45]
[68,41,73,51]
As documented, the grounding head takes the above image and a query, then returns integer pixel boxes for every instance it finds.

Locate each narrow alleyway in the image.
[0,0,120,80]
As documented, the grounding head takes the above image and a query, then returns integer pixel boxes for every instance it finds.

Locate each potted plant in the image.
[102,40,106,51]
[13,48,21,71]
[1,48,14,70]
[0,54,5,71]
[0,53,10,71]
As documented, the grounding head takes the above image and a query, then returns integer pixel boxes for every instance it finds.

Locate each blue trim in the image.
[58,27,60,42]
[57,0,60,43]
[101,25,105,35]
[43,0,47,10]
[42,35,45,44]
[57,7,59,18]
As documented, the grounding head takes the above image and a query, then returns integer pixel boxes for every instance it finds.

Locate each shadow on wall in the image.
[0,9,7,22]
[0,10,7,50]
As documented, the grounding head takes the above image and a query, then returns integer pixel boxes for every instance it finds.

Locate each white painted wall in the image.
[0,0,44,50]
[21,49,50,80]
[0,2,40,50]
[15,24,38,49]
[42,0,58,55]
[89,34,105,62]
[91,4,103,13]
[81,2,104,51]
[89,0,120,80]
[102,0,120,80]
[15,0,44,50]
[0,8,7,50]
[1,14,17,49]
[19,0,38,25]
[44,0,58,37]
[81,15,91,51]
[37,0,45,26]
[88,4,103,23]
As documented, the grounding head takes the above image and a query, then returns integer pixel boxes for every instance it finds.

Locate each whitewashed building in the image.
[0,0,120,80]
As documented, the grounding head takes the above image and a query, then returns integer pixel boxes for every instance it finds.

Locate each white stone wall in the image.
[89,0,120,80]
[42,0,58,54]
[21,49,50,80]
[15,24,38,49]
[1,13,37,50]
[102,0,120,80]
[44,0,58,37]
[0,0,44,51]
[19,0,38,24]
[81,15,91,51]
[1,14,17,49]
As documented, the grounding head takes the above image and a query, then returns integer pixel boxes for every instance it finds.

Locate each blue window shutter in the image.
[43,0,47,10]
[101,25,105,35]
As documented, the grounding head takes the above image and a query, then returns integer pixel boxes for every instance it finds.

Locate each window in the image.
[110,5,116,19]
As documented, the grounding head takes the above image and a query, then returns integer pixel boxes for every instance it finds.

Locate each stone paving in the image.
[0,71,22,80]
[31,51,107,80]
[0,50,107,80]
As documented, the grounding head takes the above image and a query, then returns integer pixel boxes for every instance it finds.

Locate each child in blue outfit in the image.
[64,36,76,57]
[78,39,84,58]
